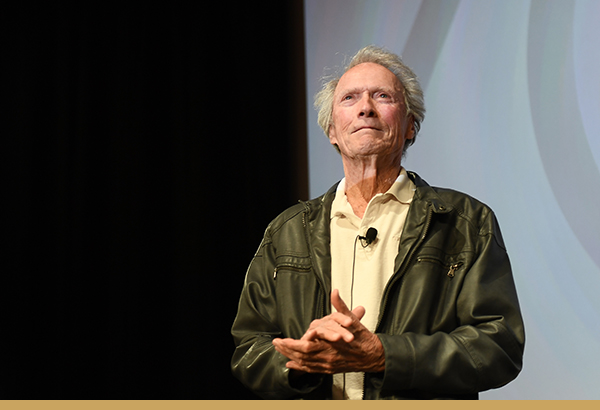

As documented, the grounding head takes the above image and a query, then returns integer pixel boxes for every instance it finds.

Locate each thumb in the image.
[352,305,366,321]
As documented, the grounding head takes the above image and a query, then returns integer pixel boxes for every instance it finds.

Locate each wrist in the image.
[367,334,386,373]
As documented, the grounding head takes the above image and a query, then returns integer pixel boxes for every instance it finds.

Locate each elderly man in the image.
[231,46,524,400]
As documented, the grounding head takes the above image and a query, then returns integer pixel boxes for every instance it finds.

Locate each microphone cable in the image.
[344,227,377,398]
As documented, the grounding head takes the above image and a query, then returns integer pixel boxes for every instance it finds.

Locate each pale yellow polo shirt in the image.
[330,167,416,400]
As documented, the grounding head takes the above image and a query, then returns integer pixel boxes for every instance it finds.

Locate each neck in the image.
[342,155,402,218]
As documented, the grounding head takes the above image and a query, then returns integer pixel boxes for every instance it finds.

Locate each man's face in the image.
[329,62,414,161]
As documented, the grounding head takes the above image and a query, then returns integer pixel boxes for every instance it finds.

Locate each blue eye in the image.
[343,95,353,101]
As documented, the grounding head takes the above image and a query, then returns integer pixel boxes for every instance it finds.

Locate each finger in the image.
[304,316,352,340]
[275,339,335,371]
[307,313,352,331]
[352,305,366,321]
[274,338,328,357]
[286,359,333,374]
[330,290,362,342]
[286,359,321,374]
[327,312,355,328]
[331,289,352,315]
[285,360,305,372]
[306,316,354,341]
[300,328,318,341]
[273,337,307,352]
[305,322,353,343]
[273,339,306,362]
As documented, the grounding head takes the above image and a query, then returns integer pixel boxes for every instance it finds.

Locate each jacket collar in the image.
[407,171,453,214]
[302,170,454,228]
[300,171,451,312]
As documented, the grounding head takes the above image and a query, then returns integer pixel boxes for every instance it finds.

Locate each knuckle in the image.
[321,362,337,374]
[309,319,322,328]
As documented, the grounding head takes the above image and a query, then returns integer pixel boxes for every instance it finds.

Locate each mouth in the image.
[353,126,382,133]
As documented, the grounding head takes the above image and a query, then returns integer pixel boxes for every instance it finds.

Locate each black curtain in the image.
[4,1,307,399]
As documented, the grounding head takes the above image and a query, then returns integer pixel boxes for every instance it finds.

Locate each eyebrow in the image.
[338,86,397,96]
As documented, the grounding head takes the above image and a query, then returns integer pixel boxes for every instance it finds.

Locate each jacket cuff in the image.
[375,333,414,391]
[288,369,324,392]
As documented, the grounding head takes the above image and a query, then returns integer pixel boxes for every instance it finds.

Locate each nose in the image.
[359,108,376,117]
[358,95,377,118]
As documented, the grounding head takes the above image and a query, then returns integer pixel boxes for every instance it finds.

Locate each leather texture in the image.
[231,172,525,399]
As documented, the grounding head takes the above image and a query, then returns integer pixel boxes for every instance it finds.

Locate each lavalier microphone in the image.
[358,227,378,246]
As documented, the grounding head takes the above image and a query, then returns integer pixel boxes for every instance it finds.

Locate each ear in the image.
[328,123,338,146]
[405,118,415,141]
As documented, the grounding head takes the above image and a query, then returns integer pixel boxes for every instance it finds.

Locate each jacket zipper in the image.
[365,205,434,399]
[273,264,311,280]
[446,262,463,278]
[416,257,464,278]
[375,205,434,331]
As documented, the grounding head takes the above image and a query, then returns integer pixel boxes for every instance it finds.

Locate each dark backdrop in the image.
[4,1,307,399]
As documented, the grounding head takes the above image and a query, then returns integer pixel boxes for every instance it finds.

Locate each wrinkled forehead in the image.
[335,62,404,96]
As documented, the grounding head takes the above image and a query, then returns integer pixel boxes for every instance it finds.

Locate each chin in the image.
[357,139,389,153]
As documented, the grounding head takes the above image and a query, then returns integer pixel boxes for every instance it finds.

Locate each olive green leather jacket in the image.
[231,172,525,399]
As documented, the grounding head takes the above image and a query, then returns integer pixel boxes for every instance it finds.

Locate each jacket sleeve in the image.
[376,210,525,395]
[230,232,324,399]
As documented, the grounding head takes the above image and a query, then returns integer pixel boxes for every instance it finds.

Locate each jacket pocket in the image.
[273,255,312,280]
[417,256,464,279]
[273,264,311,280]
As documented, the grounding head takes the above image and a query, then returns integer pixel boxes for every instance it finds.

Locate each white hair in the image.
[314,45,425,154]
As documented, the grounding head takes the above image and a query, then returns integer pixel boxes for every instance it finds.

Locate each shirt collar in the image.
[386,167,415,204]
[331,168,415,220]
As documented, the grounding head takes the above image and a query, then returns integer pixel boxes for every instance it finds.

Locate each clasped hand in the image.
[272,289,385,375]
